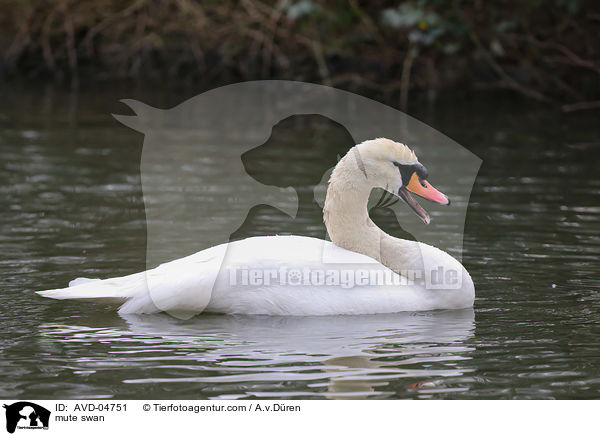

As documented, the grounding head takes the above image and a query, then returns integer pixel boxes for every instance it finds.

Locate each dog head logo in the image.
[113,81,481,318]
[3,402,50,433]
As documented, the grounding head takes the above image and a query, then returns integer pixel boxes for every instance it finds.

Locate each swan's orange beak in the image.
[406,172,450,205]
[398,173,450,225]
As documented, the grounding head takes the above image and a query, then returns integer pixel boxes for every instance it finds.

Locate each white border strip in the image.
[1,400,597,436]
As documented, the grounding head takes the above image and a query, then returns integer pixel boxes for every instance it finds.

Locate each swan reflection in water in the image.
[39,309,475,399]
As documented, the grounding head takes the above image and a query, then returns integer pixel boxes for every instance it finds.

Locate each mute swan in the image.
[37,138,474,316]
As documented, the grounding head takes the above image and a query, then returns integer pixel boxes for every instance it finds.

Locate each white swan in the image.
[37,138,474,316]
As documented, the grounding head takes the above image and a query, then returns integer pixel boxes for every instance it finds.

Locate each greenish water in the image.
[0,84,598,399]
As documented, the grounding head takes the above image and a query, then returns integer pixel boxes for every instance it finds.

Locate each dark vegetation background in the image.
[0,0,598,109]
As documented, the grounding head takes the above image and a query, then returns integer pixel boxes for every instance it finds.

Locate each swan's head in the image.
[354,138,449,224]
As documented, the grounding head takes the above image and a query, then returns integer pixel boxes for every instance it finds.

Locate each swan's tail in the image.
[36,272,159,314]
[36,250,220,317]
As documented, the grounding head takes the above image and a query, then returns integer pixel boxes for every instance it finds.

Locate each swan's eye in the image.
[415,164,428,180]
[393,161,428,186]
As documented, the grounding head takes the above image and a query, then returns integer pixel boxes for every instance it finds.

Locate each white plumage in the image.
[37,138,475,317]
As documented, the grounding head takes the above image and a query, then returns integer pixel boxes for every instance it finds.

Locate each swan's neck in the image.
[323,151,420,271]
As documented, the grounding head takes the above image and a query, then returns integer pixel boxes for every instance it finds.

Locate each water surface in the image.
[0,85,598,399]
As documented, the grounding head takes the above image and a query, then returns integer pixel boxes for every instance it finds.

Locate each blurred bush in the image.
[0,0,598,105]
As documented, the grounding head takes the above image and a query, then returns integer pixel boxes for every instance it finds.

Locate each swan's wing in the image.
[37,243,229,317]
